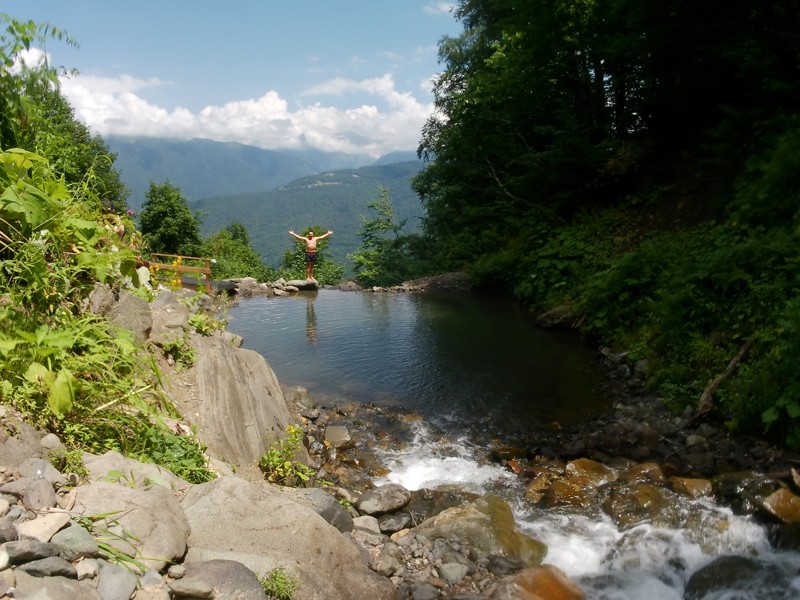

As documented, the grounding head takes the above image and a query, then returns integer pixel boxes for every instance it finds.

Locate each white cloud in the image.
[423,2,455,16]
[13,48,48,72]
[60,72,432,158]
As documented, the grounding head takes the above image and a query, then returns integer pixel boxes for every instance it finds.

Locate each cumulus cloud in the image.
[59,71,432,158]
[423,2,455,16]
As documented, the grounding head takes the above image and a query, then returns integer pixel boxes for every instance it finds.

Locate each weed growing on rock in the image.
[259,567,298,600]
[258,425,315,486]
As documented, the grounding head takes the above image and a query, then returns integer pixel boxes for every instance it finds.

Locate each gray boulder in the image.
[184,559,268,600]
[181,476,396,600]
[73,480,190,572]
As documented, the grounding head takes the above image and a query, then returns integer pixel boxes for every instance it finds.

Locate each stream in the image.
[228,289,800,598]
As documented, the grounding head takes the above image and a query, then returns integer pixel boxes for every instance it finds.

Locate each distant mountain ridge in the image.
[194,160,426,269]
[106,136,377,207]
[106,136,427,272]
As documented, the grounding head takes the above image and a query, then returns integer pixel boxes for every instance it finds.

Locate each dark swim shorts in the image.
[305,251,317,263]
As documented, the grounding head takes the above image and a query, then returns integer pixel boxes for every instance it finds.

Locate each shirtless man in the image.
[289,229,333,280]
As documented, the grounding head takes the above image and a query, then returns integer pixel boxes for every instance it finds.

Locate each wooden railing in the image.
[150,253,212,293]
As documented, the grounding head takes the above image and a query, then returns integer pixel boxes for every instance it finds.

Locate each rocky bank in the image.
[2,279,800,599]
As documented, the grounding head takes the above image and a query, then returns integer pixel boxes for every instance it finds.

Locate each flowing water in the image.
[228,289,800,599]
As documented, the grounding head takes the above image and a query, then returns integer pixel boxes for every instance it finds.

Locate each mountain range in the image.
[106,136,425,269]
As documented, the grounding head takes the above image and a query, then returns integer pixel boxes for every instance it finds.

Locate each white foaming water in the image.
[377,421,515,493]
[374,422,800,599]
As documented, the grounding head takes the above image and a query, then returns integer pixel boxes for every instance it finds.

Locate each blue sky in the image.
[4,1,460,157]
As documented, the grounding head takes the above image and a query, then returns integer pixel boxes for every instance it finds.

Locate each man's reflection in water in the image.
[306,295,317,345]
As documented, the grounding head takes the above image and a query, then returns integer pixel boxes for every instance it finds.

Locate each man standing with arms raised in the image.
[289,228,333,281]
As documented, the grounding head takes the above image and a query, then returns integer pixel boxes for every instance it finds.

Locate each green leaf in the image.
[762,406,779,424]
[786,401,800,419]
[24,361,53,384]
[47,368,75,418]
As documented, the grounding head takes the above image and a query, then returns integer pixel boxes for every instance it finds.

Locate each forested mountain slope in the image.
[193,160,425,267]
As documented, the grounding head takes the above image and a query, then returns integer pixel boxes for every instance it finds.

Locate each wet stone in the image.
[378,512,412,533]
[356,483,412,515]
[759,487,800,524]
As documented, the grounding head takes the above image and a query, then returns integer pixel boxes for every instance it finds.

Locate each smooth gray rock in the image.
[17,555,78,578]
[184,559,268,600]
[182,476,396,600]
[3,539,61,563]
[0,516,17,543]
[83,450,190,492]
[167,577,215,598]
[108,290,152,343]
[285,487,354,533]
[73,480,190,571]
[181,335,295,469]
[14,570,102,599]
[52,523,99,561]
[356,483,412,515]
[96,558,139,600]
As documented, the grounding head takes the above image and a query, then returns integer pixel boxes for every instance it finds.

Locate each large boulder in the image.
[72,480,190,572]
[181,476,396,600]
[186,333,295,470]
[415,495,547,567]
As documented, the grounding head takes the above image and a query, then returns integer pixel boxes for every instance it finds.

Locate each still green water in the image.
[227,289,610,440]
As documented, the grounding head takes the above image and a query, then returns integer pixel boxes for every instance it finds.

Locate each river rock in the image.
[184,559,267,600]
[545,479,594,509]
[565,458,616,486]
[712,471,781,514]
[83,450,190,491]
[181,475,396,600]
[670,476,713,498]
[107,290,153,343]
[73,480,190,571]
[684,555,788,599]
[51,523,99,561]
[15,510,70,542]
[14,569,102,599]
[281,486,355,533]
[493,565,585,600]
[414,495,547,567]
[16,555,77,577]
[759,487,800,523]
[602,483,668,528]
[182,333,296,470]
[97,558,139,600]
[356,483,412,515]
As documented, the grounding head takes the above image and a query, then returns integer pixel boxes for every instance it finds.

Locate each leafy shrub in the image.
[258,425,315,486]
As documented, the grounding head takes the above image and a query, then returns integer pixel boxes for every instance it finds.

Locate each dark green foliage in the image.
[139,181,203,256]
[413,0,800,449]
[0,14,77,149]
[18,76,128,212]
[350,186,430,287]
[205,222,275,282]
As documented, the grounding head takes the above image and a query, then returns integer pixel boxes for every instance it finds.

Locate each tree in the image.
[139,181,203,256]
[350,186,426,287]
[17,75,128,212]
[205,222,275,281]
[0,14,77,149]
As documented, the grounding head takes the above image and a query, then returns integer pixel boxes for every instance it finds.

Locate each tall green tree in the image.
[139,181,203,256]
[17,75,128,212]
[0,14,77,149]
[350,186,426,287]
[205,222,274,281]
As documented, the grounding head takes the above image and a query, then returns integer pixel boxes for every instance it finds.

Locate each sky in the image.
[4,1,461,158]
